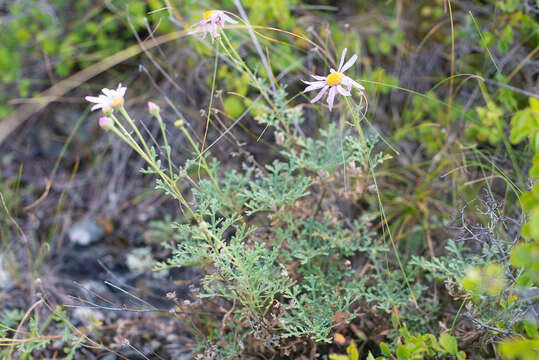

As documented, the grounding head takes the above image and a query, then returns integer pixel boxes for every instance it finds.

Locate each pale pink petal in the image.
[213,11,225,21]
[190,20,211,37]
[338,48,347,72]
[311,86,329,103]
[209,24,219,41]
[101,88,114,97]
[190,20,208,34]
[91,103,104,111]
[346,77,365,91]
[117,84,126,96]
[85,96,102,103]
[341,77,352,92]
[327,86,337,111]
[311,74,326,81]
[336,85,351,97]
[200,25,209,38]
[304,82,326,92]
[329,68,336,73]
[221,13,238,24]
[340,54,358,73]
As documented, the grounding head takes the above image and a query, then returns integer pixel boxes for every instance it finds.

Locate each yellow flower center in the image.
[326,72,344,87]
[203,10,217,20]
[110,97,124,108]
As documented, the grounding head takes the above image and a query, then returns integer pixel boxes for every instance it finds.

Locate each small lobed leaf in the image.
[395,345,411,360]
[439,333,458,355]
[379,342,392,357]
[347,340,359,360]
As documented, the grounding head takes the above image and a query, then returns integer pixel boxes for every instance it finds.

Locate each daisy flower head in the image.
[189,10,238,42]
[85,84,127,114]
[303,49,365,111]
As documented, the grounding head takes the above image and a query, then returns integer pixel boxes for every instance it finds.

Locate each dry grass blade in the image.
[0,30,190,145]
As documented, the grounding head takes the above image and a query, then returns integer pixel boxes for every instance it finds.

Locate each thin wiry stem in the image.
[345,96,418,307]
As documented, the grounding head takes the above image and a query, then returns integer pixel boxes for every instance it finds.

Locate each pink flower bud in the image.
[148,101,160,117]
[98,116,114,130]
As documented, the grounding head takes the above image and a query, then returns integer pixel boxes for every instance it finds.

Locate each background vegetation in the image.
[0,0,538,359]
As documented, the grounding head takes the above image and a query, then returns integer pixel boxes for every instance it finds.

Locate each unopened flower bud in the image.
[148,101,160,117]
[174,119,185,128]
[98,116,114,130]
[274,131,285,145]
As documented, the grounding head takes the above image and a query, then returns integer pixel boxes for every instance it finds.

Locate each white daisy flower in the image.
[303,48,365,111]
[85,84,127,113]
[190,10,238,42]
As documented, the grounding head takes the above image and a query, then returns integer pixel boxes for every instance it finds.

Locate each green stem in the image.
[179,125,221,193]
[110,113,145,156]
[451,300,467,335]
[108,116,248,301]
[110,126,154,166]
[119,106,153,158]
[155,113,174,178]
[201,40,220,155]
[344,95,418,307]
[344,96,368,156]
[219,33,290,135]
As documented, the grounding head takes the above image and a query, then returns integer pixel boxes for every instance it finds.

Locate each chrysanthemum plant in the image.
[86,10,411,357]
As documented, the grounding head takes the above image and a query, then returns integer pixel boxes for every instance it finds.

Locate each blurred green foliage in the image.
[0,0,172,116]
[372,325,465,360]
[465,101,504,146]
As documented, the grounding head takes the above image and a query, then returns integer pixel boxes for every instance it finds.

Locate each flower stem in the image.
[219,33,290,135]
[344,95,418,307]
[179,124,221,193]
[119,106,153,159]
[155,112,174,178]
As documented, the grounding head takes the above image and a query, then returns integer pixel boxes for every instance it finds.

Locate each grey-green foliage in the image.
[409,199,517,285]
[16,313,52,354]
[284,123,387,173]
[194,323,247,359]
[285,124,351,174]
[273,215,386,341]
[153,87,391,353]
[240,160,311,215]
[408,200,530,339]
[255,85,303,135]
[0,309,24,337]
[409,239,473,282]
[200,224,292,316]
[1,306,85,359]
[156,189,292,316]
[277,216,381,264]
[281,275,359,342]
